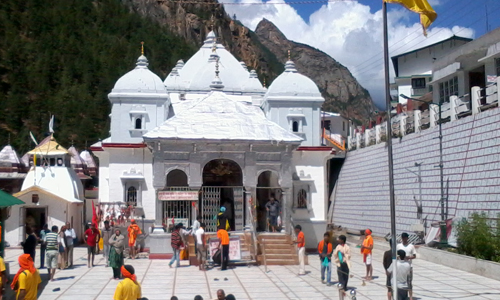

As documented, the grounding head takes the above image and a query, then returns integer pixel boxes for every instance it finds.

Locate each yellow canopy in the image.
[27,136,69,155]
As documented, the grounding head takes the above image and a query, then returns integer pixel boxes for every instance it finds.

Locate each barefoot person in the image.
[43,225,60,281]
[397,232,417,300]
[291,224,306,275]
[85,223,100,268]
[317,232,333,285]
[195,222,207,271]
[109,229,125,280]
[113,265,141,300]
[333,235,351,292]
[361,229,374,280]
[127,220,142,259]
[11,254,41,300]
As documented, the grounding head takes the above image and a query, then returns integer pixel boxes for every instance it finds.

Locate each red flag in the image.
[92,200,98,228]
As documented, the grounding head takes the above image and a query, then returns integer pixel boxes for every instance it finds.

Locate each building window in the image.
[438,76,458,103]
[297,189,307,209]
[135,118,142,129]
[292,121,299,132]
[411,78,426,89]
[126,186,137,207]
[162,200,192,232]
[496,58,500,76]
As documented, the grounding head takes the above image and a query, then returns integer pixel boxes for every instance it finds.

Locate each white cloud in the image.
[225,0,474,107]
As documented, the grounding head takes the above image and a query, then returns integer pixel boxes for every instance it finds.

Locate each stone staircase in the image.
[257,233,299,265]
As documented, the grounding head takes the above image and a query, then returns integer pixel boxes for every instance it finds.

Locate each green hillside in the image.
[0,0,195,153]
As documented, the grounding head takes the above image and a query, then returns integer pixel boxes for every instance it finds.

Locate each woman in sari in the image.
[108,229,125,280]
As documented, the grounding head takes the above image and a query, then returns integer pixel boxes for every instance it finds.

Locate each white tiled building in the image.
[91,31,344,247]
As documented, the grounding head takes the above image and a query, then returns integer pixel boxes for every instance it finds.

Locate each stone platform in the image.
[3,245,500,300]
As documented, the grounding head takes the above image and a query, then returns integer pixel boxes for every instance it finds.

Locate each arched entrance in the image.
[256,171,282,232]
[201,159,244,232]
[159,169,195,232]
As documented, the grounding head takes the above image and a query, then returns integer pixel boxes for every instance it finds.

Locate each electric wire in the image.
[351,1,500,77]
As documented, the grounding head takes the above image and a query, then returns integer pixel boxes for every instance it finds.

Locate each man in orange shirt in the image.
[291,225,305,275]
[361,228,374,280]
[217,228,230,271]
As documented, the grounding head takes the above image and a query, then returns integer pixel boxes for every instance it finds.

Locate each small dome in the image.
[266,60,322,98]
[242,70,266,93]
[111,55,166,94]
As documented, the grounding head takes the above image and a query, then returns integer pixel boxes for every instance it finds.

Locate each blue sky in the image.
[225,0,500,107]
[288,0,499,40]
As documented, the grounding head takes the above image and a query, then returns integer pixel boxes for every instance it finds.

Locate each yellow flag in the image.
[385,0,437,36]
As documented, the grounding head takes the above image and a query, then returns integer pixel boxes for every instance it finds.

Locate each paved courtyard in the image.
[4,245,500,300]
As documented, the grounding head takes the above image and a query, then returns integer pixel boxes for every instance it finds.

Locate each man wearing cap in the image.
[127,220,142,259]
[397,232,417,300]
[361,229,373,281]
[216,207,230,231]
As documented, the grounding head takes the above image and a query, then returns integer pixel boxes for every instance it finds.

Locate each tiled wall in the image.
[332,107,500,236]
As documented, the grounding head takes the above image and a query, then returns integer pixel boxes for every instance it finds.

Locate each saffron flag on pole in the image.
[92,200,99,228]
[385,0,437,36]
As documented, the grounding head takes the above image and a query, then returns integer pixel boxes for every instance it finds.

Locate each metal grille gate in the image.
[202,186,244,232]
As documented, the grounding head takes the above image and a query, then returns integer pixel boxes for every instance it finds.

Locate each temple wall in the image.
[332,107,500,236]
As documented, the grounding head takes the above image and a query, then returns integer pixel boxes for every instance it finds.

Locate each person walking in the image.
[101,221,114,267]
[85,223,100,268]
[22,226,37,261]
[388,250,411,300]
[291,224,306,275]
[113,265,142,300]
[44,225,60,281]
[383,239,393,300]
[11,254,41,300]
[361,229,374,280]
[265,194,280,232]
[195,222,206,271]
[192,215,202,253]
[127,220,141,259]
[169,223,183,268]
[333,235,351,292]
[109,229,125,280]
[64,222,76,268]
[58,226,67,270]
[397,232,417,300]
[317,232,333,285]
[217,227,229,271]
[39,224,50,269]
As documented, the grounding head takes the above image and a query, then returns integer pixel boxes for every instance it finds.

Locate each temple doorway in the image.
[201,159,244,232]
[256,171,282,232]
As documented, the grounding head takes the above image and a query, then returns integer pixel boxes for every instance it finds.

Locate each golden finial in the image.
[141,41,144,55]
[212,40,217,53]
[263,78,266,88]
[288,50,291,60]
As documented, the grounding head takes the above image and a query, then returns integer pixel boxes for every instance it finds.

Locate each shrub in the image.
[456,212,499,261]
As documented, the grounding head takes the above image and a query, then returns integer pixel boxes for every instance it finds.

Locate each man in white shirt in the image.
[64,222,76,268]
[388,250,411,300]
[195,222,206,271]
[397,232,417,300]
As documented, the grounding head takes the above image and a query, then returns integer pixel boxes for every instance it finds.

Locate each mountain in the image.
[254,19,377,123]
[0,0,375,154]
[121,0,376,123]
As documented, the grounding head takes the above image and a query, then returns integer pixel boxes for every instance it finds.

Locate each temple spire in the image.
[141,41,144,55]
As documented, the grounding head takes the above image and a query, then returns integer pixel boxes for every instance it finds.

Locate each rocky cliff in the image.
[122,0,376,123]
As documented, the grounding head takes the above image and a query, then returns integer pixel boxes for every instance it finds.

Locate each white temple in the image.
[91,31,342,246]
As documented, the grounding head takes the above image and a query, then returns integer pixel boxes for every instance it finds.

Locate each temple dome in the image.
[111,55,166,94]
[266,60,322,98]
[178,31,253,94]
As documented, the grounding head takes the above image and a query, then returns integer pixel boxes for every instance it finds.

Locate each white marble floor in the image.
[3,245,500,300]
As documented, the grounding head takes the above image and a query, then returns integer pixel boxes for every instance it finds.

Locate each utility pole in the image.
[401,94,448,247]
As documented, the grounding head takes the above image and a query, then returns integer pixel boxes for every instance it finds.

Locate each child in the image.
[317,232,333,285]
[361,229,374,280]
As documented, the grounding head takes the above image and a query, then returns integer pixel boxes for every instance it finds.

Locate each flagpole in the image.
[382,1,398,297]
